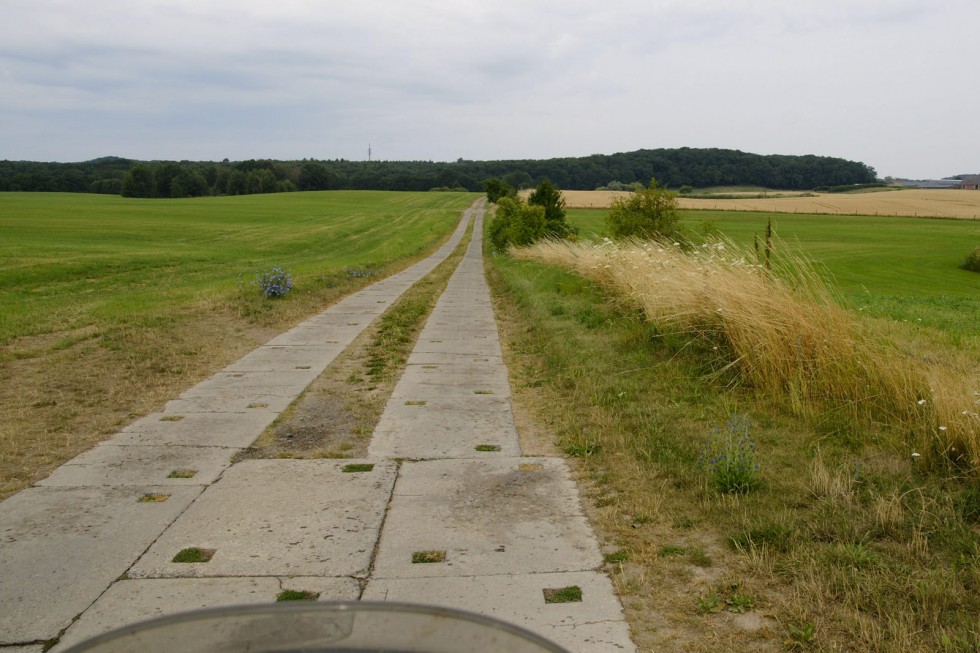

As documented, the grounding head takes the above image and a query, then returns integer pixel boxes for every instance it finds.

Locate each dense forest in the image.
[0,149,877,197]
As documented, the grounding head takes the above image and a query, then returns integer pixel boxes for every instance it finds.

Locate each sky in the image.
[1,0,978,179]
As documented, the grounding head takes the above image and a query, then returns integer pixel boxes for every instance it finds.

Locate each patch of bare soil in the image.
[233,327,393,461]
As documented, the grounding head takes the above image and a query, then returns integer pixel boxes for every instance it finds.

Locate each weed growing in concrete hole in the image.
[405,400,427,406]
[167,469,197,479]
[172,547,215,563]
[475,444,502,452]
[412,550,446,564]
[276,589,320,601]
[159,415,184,422]
[543,586,582,604]
[138,493,170,503]
[343,463,375,473]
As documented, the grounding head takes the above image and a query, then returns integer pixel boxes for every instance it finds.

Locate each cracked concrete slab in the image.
[37,444,236,487]
[0,485,203,644]
[128,460,395,579]
[363,571,635,653]
[52,576,360,652]
[371,458,601,578]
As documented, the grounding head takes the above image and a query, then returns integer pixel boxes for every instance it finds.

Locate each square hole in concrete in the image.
[167,469,198,479]
[343,463,375,473]
[248,402,269,409]
[172,547,216,563]
[295,365,312,370]
[404,401,427,406]
[276,589,320,601]
[475,444,502,452]
[412,550,446,564]
[473,390,494,395]
[159,415,184,422]
[138,493,170,503]
[543,586,582,604]
[519,463,544,472]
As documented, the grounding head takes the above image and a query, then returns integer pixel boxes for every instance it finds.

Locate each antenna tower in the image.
[368,144,372,162]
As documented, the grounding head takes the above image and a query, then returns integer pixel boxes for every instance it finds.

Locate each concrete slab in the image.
[390,363,511,396]
[128,460,395,579]
[164,393,294,415]
[37,444,235,487]
[224,345,346,372]
[409,338,504,357]
[2,647,44,653]
[52,576,360,652]
[368,397,520,459]
[371,458,601,578]
[188,370,320,394]
[363,571,635,653]
[0,485,203,644]
[404,352,504,366]
[111,411,274,448]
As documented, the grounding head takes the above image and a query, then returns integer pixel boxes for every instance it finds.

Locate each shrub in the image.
[606,177,679,239]
[252,267,293,298]
[488,197,546,252]
[961,246,980,273]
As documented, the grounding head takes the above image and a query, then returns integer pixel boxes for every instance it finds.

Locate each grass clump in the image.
[962,246,980,273]
[276,589,320,601]
[342,463,374,473]
[697,414,759,493]
[411,550,446,564]
[172,547,215,563]
[543,586,582,604]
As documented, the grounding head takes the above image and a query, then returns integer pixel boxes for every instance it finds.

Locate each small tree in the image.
[483,177,516,203]
[527,179,577,239]
[606,177,679,239]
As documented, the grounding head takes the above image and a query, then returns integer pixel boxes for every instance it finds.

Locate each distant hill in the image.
[0,148,877,197]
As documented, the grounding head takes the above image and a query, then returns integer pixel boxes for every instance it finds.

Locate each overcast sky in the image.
[2,0,977,179]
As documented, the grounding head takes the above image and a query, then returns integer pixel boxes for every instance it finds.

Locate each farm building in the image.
[959,174,980,190]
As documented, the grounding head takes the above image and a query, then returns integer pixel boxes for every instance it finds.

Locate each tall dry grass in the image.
[513,237,979,471]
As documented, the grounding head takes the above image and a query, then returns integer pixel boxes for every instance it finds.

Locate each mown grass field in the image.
[0,191,477,498]
[488,204,980,651]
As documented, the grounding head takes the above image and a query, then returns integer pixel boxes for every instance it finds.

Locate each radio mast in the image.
[368,144,372,162]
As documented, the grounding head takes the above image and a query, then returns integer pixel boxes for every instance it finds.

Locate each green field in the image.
[0,191,478,345]
[0,191,476,499]
[569,208,980,336]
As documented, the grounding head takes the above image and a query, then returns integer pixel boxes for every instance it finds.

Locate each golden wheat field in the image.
[559,189,980,219]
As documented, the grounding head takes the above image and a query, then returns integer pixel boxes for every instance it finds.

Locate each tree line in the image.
[0,148,878,198]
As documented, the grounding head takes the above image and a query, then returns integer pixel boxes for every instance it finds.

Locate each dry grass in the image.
[558,189,980,219]
[513,238,980,472]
